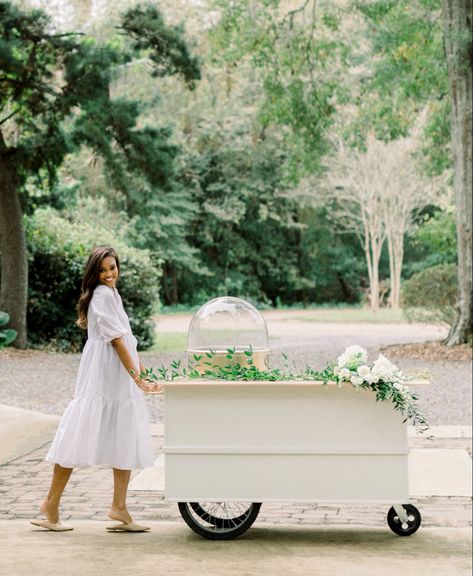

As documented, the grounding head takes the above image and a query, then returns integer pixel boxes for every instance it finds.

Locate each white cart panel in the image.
[166,454,408,502]
[164,381,410,503]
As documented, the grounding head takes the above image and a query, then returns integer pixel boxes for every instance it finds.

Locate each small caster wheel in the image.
[387,504,421,536]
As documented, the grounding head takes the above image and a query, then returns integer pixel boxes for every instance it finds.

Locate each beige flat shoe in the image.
[31,519,73,532]
[106,522,151,532]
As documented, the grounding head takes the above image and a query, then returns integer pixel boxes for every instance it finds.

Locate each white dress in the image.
[46,284,154,469]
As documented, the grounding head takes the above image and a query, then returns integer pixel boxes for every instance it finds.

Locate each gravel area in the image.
[0,318,471,426]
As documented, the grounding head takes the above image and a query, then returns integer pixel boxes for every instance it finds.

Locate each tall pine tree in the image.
[0,1,200,347]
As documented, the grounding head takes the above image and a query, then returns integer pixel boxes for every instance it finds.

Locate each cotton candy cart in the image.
[162,377,426,540]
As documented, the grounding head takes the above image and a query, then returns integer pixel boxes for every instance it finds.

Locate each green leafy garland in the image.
[141,345,429,433]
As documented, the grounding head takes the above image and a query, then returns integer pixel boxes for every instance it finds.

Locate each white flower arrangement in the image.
[336,345,368,369]
[328,346,427,432]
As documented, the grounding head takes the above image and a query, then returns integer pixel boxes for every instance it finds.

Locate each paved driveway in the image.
[0,313,470,425]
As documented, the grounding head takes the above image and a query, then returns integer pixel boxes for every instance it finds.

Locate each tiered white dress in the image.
[46,284,154,470]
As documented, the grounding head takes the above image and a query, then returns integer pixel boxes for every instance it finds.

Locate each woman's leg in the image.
[40,464,73,523]
[109,468,133,524]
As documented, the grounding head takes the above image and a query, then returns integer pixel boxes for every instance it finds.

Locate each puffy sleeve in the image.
[90,287,128,343]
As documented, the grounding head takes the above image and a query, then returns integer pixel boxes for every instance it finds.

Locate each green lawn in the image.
[149,331,280,353]
[149,332,188,353]
[149,308,415,353]
[293,307,410,324]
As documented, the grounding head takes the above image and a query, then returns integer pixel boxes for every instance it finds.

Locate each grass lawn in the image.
[292,307,410,324]
[149,332,280,353]
[149,332,188,353]
[148,308,419,353]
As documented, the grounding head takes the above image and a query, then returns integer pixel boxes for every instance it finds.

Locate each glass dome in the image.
[187,297,270,372]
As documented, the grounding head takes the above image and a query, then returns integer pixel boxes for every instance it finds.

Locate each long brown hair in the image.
[76,246,120,329]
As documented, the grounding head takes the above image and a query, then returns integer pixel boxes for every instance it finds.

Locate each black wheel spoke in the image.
[179,502,261,540]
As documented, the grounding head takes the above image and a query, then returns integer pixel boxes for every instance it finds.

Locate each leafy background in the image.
[9,0,457,348]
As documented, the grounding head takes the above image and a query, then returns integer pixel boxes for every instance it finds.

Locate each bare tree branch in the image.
[318,122,440,310]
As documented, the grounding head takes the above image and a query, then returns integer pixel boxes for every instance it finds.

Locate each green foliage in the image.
[208,0,342,181]
[171,137,316,306]
[1,0,458,319]
[0,0,201,237]
[0,1,201,341]
[25,203,160,351]
[421,98,452,176]
[402,263,458,325]
[119,4,201,87]
[298,206,367,304]
[404,210,457,276]
[0,311,17,348]
[353,0,450,168]
[142,347,428,431]
[0,1,78,187]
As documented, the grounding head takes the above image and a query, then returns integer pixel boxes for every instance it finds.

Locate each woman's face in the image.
[98,256,119,289]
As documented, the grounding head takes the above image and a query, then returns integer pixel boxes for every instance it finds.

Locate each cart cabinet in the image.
[164,380,409,503]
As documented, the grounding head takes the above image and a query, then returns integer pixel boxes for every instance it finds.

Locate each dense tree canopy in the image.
[0,0,200,346]
[1,0,469,348]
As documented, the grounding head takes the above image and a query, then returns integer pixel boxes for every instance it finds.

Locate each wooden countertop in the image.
[160,378,430,387]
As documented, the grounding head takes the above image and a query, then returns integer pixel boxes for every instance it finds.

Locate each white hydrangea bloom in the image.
[339,368,351,380]
[337,346,368,369]
[351,375,364,387]
[357,365,371,379]
[372,353,397,381]
[365,373,379,384]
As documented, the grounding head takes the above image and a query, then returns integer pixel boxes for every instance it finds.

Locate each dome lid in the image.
[187,296,269,352]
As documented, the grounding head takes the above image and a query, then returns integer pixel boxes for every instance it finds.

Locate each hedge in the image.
[402,263,458,326]
[25,205,160,351]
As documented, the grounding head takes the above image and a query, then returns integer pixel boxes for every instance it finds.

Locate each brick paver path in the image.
[1,431,470,530]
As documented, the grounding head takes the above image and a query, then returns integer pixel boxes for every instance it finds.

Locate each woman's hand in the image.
[134,377,163,394]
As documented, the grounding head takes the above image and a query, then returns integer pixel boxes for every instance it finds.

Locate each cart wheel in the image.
[188,502,251,528]
[387,505,421,536]
[178,502,261,540]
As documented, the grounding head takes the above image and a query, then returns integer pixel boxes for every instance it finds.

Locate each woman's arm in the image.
[111,337,160,393]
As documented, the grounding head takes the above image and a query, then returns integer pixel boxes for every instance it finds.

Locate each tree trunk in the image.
[442,0,473,345]
[369,236,382,312]
[371,258,380,312]
[362,229,383,312]
[0,133,28,348]
[387,235,395,308]
[387,233,404,309]
[393,244,403,309]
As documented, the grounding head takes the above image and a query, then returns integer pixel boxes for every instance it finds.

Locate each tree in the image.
[172,132,314,306]
[381,119,438,308]
[352,0,449,152]
[208,0,343,182]
[324,132,435,311]
[442,0,472,344]
[0,1,200,347]
[353,0,471,341]
[324,137,388,311]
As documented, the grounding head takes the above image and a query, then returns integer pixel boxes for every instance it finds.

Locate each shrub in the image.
[26,203,160,351]
[402,263,458,325]
[0,311,17,349]
[404,210,457,277]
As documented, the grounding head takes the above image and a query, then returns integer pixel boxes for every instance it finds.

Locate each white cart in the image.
[163,378,424,539]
